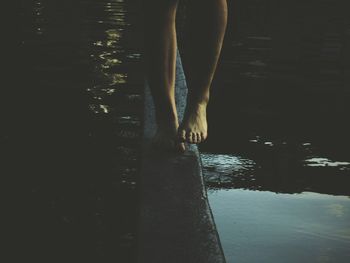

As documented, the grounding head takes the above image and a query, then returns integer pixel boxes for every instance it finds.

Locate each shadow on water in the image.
[3,0,142,262]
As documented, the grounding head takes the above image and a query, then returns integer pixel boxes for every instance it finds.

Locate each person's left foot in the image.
[152,115,186,153]
[153,126,186,153]
[178,103,208,144]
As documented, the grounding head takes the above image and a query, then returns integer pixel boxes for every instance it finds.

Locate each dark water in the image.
[200,1,350,261]
[204,0,350,156]
[5,0,142,262]
[5,0,350,262]
[201,0,350,194]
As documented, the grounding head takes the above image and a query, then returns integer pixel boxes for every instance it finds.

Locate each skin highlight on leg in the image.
[143,0,185,152]
[178,0,228,144]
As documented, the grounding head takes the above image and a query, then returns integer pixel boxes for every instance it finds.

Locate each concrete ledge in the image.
[137,51,225,263]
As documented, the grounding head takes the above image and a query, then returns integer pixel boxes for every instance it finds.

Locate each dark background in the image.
[2,0,350,262]
[204,0,350,153]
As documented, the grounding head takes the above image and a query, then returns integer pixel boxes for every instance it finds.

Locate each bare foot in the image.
[178,102,208,144]
[152,118,186,153]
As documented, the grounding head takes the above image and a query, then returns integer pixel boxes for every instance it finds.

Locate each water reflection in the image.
[208,189,350,263]
[202,154,257,186]
[202,149,350,195]
[13,0,142,262]
[304,158,350,169]
[84,1,142,260]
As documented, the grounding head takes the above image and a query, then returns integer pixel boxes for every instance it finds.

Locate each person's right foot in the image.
[178,102,208,144]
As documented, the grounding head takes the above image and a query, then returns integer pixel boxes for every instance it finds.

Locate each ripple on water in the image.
[201,153,258,187]
[304,157,350,170]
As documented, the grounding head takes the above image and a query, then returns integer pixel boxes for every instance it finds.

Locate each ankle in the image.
[156,110,178,126]
[186,92,210,107]
[186,98,209,111]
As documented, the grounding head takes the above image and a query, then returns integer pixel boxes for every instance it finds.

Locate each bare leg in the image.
[178,0,228,144]
[143,0,185,152]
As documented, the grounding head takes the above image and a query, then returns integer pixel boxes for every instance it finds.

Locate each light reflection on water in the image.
[83,1,143,259]
[304,158,350,170]
[202,153,257,185]
[18,0,142,261]
[202,139,350,195]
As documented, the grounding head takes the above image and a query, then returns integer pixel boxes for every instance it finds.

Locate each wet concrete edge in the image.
[137,51,226,263]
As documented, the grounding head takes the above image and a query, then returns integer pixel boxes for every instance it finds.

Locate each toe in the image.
[196,133,202,144]
[190,132,196,144]
[186,131,192,143]
[191,134,196,144]
[178,129,186,142]
[201,132,208,141]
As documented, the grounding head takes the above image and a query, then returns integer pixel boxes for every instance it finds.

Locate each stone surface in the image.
[138,51,226,263]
